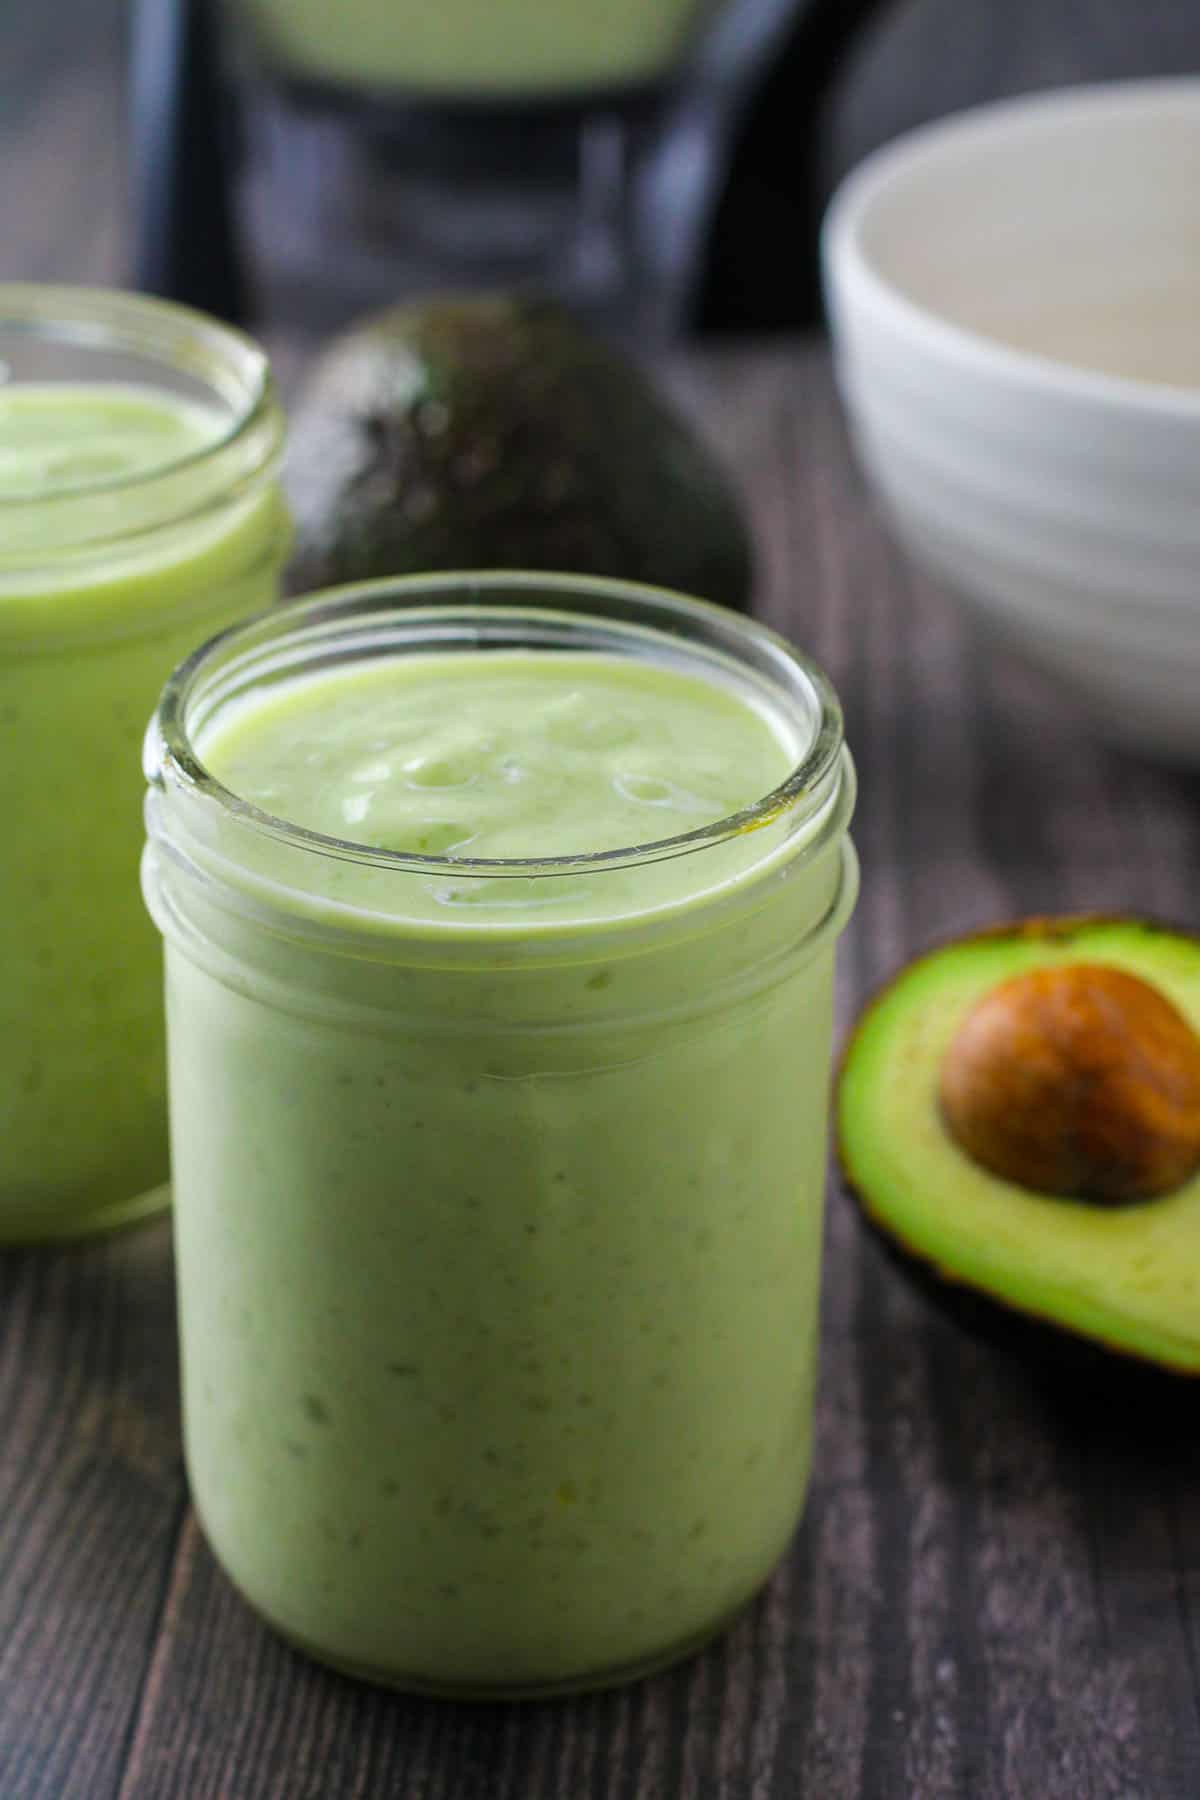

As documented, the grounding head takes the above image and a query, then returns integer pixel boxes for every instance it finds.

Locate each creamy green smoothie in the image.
[0,385,215,492]
[2,343,287,1240]
[204,652,792,887]
[144,582,856,1694]
[240,0,714,97]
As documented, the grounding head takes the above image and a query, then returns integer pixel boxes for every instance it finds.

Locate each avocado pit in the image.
[938,962,1200,1203]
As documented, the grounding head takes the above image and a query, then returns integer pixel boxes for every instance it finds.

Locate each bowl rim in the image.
[822,75,1200,422]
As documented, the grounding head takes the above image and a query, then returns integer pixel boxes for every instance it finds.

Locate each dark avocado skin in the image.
[285,294,754,608]
[837,915,1200,1380]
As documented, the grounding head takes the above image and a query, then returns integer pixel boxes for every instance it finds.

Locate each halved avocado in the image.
[838,917,1200,1374]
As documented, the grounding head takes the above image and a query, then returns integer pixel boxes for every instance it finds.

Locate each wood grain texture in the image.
[8,14,1200,1797]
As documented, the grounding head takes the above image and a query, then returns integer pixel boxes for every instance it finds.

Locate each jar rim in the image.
[148,573,848,881]
[0,284,279,514]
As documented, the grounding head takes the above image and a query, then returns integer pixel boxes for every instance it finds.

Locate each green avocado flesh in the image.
[838,918,1200,1373]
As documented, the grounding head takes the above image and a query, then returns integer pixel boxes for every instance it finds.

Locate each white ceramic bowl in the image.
[822,79,1200,762]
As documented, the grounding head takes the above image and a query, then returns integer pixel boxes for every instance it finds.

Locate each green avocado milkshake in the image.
[239,0,716,97]
[143,576,857,1694]
[0,288,287,1241]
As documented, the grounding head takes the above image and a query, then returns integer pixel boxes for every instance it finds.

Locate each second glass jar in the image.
[0,286,288,1241]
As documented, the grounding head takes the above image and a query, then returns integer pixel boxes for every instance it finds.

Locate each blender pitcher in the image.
[130,0,879,339]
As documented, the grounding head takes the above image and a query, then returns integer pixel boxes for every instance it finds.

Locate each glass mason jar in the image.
[142,574,858,1696]
[0,286,288,1242]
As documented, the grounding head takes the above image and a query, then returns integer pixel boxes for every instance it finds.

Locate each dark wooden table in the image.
[8,18,1200,1800]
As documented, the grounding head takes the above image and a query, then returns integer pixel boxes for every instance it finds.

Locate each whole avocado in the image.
[285,294,754,608]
